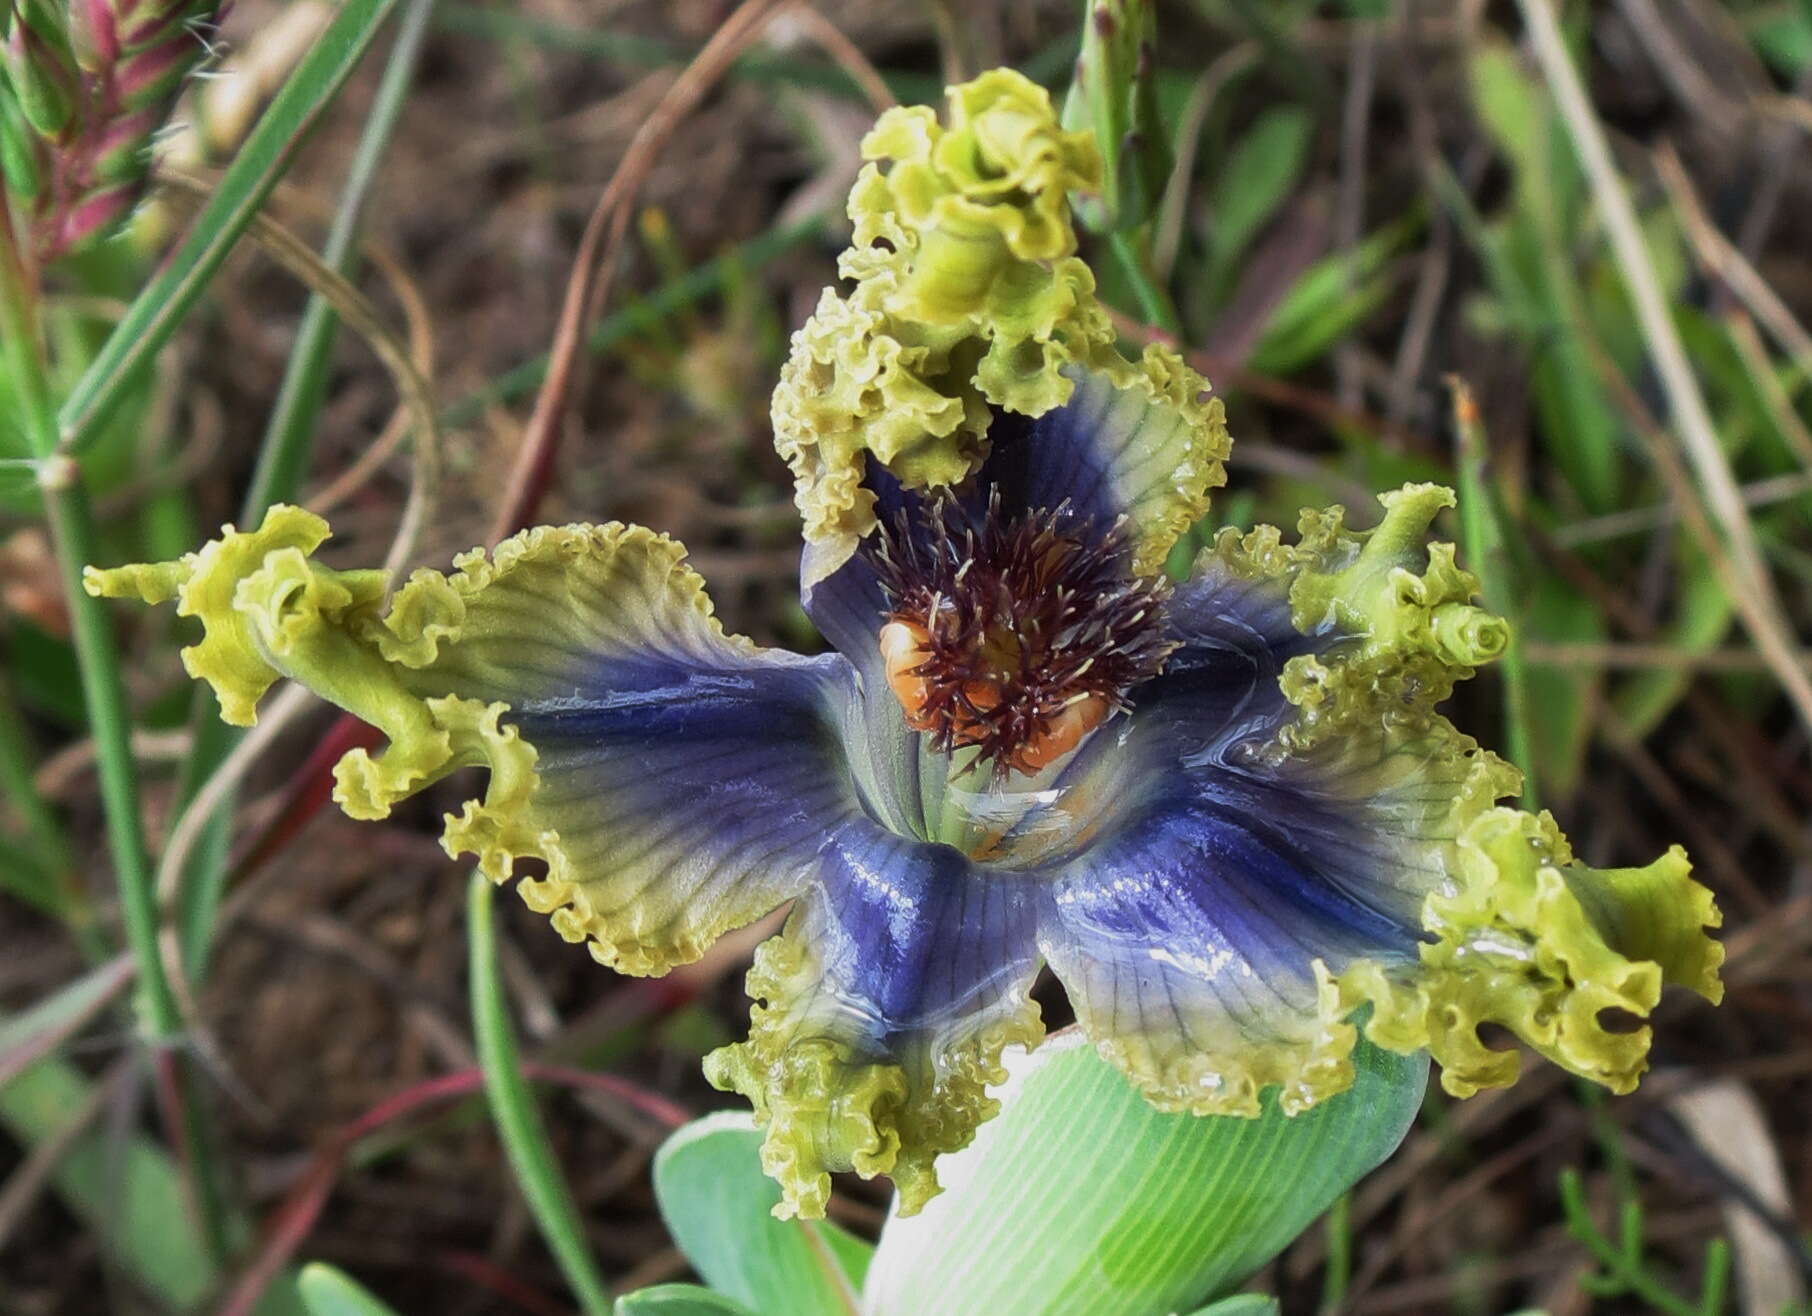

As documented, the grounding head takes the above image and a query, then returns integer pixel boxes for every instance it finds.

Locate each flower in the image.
[85,70,1722,1222]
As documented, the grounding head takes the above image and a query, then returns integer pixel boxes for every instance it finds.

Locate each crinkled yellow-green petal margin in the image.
[1192,482,1722,1106]
[702,909,1044,1219]
[776,67,1227,583]
[84,504,807,978]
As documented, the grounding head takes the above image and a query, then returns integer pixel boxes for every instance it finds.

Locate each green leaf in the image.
[0,956,132,1085]
[863,1031,1427,1316]
[1204,106,1313,304]
[468,873,613,1316]
[1743,9,1812,78]
[1247,218,1414,374]
[298,1262,405,1316]
[1613,545,1734,737]
[1524,577,1603,801]
[613,1285,761,1316]
[59,0,402,451]
[0,1042,306,1315]
[652,1111,869,1315]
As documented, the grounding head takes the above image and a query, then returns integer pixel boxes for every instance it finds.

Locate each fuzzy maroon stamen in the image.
[867,491,1175,778]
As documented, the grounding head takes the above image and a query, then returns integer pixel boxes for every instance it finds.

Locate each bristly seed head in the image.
[868,491,1176,779]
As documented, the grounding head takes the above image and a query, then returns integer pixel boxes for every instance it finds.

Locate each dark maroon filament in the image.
[867,491,1175,778]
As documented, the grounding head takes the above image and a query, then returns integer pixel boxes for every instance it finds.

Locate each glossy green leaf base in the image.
[862,1029,1428,1316]
[298,1262,405,1316]
[651,1112,870,1315]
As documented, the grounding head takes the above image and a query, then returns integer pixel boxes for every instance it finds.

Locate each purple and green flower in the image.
[85,68,1721,1221]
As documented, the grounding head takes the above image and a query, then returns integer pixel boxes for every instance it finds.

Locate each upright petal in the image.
[984,356,1229,576]
[705,819,1043,1220]
[87,507,865,976]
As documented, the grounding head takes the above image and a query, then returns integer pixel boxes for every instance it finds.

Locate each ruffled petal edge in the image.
[703,916,1045,1220]
[86,507,810,977]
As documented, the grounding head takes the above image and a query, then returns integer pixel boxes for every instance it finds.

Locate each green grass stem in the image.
[468,874,612,1316]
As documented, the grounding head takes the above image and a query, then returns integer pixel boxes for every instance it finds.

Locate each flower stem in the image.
[39,474,181,1035]
[1107,227,1181,338]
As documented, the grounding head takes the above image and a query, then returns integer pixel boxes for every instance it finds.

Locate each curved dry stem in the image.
[142,174,443,1043]
[155,173,442,581]
[153,682,316,909]
[1515,0,1812,736]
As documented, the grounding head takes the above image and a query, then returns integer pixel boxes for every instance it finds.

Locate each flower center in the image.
[868,492,1175,778]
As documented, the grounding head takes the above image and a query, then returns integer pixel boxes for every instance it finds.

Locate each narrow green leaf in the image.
[0,955,132,1086]
[1523,577,1602,800]
[1205,106,1313,303]
[58,0,402,450]
[1612,545,1734,737]
[1452,378,1540,808]
[864,1032,1427,1316]
[468,873,613,1316]
[0,1043,306,1315]
[298,1262,405,1316]
[1247,218,1415,374]
[1744,10,1812,77]
[652,1111,869,1315]
[613,1285,760,1316]
[244,0,437,518]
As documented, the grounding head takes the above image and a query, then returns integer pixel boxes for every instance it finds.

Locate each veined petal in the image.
[86,506,862,976]
[1042,484,1721,1115]
[986,357,1230,577]
[1037,789,1416,1119]
[704,820,1043,1220]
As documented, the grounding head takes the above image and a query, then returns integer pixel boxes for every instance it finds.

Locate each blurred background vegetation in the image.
[2,0,1810,1312]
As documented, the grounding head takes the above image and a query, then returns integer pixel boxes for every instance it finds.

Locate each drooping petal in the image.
[86,506,865,976]
[1037,789,1417,1119]
[1038,484,1723,1114]
[1329,810,1723,1097]
[704,817,1043,1220]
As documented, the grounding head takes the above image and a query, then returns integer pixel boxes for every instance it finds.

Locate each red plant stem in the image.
[226,715,382,885]
[213,1065,685,1316]
[435,1250,573,1316]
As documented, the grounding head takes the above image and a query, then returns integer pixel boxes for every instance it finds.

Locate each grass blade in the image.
[1449,378,1539,809]
[176,0,439,984]
[244,0,438,518]
[1514,0,1812,735]
[467,873,612,1316]
[0,955,133,1089]
[0,1042,307,1314]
